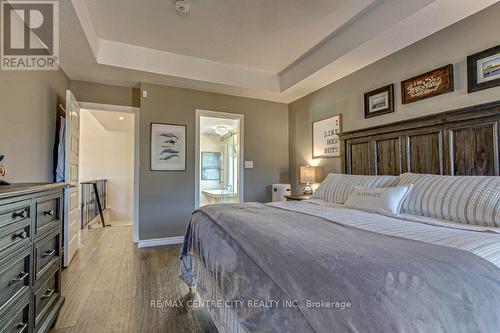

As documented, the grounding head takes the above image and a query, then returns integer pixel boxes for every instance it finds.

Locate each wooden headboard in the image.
[340,101,500,176]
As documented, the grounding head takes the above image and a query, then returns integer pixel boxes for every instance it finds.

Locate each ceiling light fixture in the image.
[214,125,231,137]
[119,116,124,120]
[175,0,190,14]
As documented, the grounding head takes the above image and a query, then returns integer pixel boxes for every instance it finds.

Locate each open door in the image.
[63,90,80,267]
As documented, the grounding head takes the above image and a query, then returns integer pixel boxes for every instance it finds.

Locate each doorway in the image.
[195,110,244,208]
[61,95,140,266]
[79,108,135,227]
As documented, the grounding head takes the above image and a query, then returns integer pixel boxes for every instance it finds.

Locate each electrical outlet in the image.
[244,161,254,169]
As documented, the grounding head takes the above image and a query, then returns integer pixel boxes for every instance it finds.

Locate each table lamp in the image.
[300,165,316,195]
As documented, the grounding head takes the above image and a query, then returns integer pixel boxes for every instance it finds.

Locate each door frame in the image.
[195,109,244,208]
[79,102,141,243]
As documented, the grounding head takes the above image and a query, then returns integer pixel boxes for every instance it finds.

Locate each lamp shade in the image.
[300,165,316,184]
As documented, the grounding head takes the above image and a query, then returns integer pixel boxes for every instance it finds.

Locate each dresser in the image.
[0,183,66,333]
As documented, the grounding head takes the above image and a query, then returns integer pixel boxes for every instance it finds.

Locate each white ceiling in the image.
[84,0,350,73]
[200,116,239,135]
[60,0,499,103]
[86,109,134,132]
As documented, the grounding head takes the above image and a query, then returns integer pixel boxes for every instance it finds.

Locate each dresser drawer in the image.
[0,296,29,333]
[0,201,30,230]
[34,231,60,282]
[0,220,30,260]
[0,249,30,314]
[33,264,59,328]
[35,195,60,237]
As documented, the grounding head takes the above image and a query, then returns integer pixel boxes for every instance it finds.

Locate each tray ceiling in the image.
[59,0,499,102]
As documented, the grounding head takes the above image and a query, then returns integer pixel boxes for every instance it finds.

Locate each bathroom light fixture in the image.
[119,116,124,120]
[214,125,231,137]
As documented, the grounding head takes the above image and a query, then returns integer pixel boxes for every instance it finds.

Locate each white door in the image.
[63,90,80,267]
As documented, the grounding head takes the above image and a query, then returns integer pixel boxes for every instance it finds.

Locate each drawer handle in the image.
[15,323,28,333]
[12,210,28,219]
[42,288,55,299]
[43,209,55,216]
[13,231,28,240]
[42,249,56,258]
[9,271,29,285]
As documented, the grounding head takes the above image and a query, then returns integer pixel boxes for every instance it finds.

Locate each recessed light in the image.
[119,116,124,120]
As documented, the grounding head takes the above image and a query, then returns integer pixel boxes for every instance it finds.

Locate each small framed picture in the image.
[364,84,394,118]
[401,64,454,104]
[467,44,500,93]
[312,114,342,158]
[150,123,186,171]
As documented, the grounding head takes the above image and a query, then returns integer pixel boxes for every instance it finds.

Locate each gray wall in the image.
[289,3,500,194]
[0,70,69,182]
[139,83,289,239]
[70,80,140,107]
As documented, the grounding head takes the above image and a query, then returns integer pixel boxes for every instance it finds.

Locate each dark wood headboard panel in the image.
[340,101,500,176]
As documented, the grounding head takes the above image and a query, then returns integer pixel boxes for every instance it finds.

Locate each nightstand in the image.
[284,194,311,201]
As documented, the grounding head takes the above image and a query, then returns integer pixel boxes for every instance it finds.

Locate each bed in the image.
[180,173,500,333]
[180,102,500,333]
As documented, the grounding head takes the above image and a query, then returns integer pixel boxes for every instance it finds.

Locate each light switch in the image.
[244,161,254,169]
[142,90,148,98]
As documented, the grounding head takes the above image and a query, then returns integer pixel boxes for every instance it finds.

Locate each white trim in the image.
[78,102,141,243]
[98,39,280,92]
[137,236,184,248]
[195,109,244,209]
[70,0,99,59]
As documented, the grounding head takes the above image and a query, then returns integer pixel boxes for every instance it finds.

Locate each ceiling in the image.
[86,109,134,132]
[59,0,499,103]
[85,0,350,73]
[200,116,239,135]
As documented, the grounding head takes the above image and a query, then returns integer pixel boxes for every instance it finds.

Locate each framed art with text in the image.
[467,44,500,93]
[401,64,454,104]
[364,84,394,118]
[312,114,342,158]
[150,123,186,171]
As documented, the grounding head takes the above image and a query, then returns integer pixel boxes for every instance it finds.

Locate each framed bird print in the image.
[150,123,186,171]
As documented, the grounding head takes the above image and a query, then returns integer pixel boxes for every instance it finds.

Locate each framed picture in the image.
[401,64,454,104]
[467,44,500,93]
[150,123,186,171]
[201,152,221,180]
[364,84,394,118]
[312,114,342,158]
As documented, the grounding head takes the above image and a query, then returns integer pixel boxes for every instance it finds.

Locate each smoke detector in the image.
[175,0,190,14]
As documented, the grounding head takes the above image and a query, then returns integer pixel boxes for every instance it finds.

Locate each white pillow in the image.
[344,185,413,216]
[312,173,399,204]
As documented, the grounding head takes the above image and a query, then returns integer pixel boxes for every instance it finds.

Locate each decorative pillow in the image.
[397,173,500,227]
[312,173,399,204]
[344,185,413,216]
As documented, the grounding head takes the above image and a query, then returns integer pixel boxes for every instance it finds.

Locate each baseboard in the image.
[137,236,184,248]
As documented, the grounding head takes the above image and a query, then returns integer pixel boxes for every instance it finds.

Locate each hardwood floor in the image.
[50,226,217,333]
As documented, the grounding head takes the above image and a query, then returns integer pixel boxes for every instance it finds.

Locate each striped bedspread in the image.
[269,200,500,268]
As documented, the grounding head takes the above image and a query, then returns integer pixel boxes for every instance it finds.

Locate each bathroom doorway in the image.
[195,110,244,208]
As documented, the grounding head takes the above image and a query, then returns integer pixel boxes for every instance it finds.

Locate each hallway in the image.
[50,226,217,333]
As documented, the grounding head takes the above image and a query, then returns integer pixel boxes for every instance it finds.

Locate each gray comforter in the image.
[180,203,500,333]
